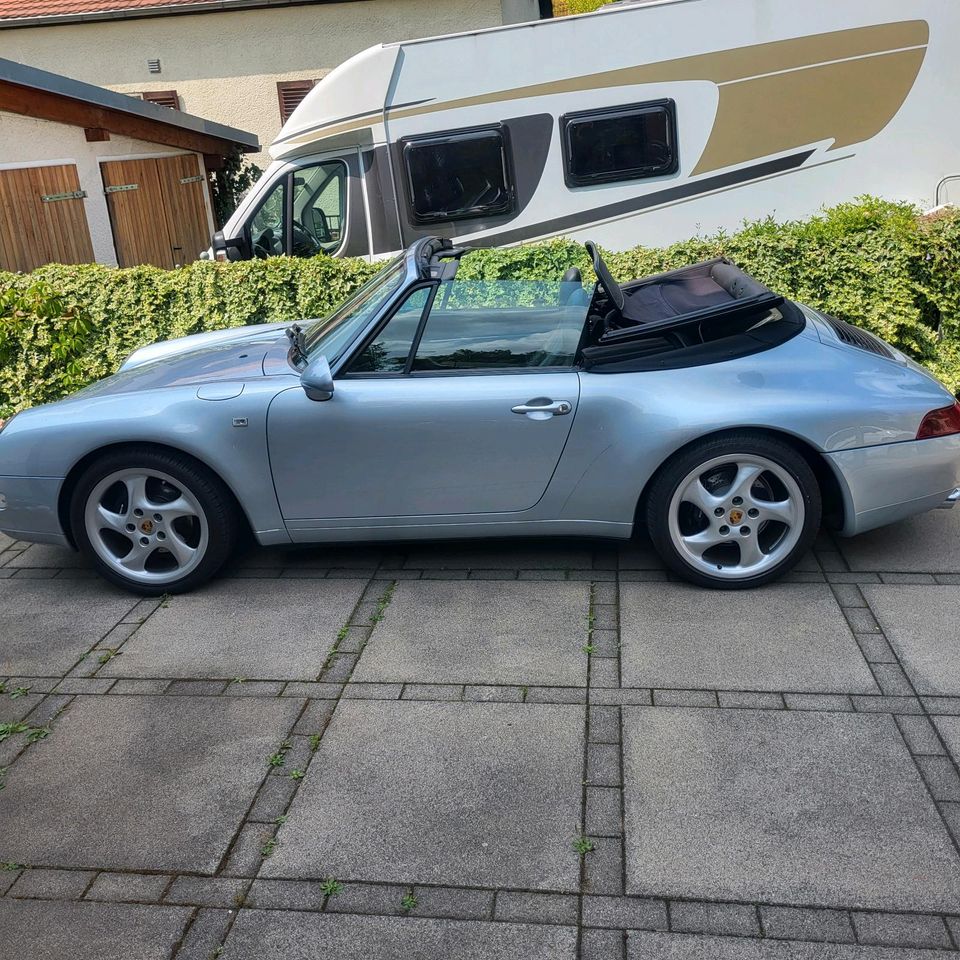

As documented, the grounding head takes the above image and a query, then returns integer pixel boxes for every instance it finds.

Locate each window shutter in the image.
[141,90,180,110]
[277,80,317,124]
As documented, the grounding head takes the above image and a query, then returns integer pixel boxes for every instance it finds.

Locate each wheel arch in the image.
[57,441,255,549]
[633,426,846,535]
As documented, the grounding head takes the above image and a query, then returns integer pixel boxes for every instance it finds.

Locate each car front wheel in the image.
[646,433,821,589]
[71,447,239,595]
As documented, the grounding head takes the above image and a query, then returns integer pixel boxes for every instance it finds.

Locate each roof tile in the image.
[0,0,220,20]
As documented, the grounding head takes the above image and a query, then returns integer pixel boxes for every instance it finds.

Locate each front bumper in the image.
[0,476,70,546]
[828,435,960,536]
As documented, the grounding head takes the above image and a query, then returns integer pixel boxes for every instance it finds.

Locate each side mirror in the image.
[212,230,247,262]
[301,355,334,401]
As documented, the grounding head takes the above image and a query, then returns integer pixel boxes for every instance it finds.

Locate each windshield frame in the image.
[299,255,409,369]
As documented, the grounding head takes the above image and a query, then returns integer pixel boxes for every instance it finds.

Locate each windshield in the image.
[303,257,406,362]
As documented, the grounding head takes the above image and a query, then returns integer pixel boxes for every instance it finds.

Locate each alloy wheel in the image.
[83,468,209,586]
[666,454,805,580]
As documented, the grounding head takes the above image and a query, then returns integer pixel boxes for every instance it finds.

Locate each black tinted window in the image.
[412,281,585,371]
[403,129,514,223]
[562,101,677,187]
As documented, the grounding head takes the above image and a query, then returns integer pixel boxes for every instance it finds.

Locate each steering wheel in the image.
[291,220,321,257]
[584,241,624,312]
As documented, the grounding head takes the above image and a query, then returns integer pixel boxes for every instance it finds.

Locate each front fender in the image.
[0,381,291,544]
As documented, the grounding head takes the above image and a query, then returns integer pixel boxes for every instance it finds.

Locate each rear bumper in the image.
[0,476,69,546]
[828,435,960,536]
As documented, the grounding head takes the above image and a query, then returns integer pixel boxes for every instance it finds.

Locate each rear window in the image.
[402,128,514,224]
[561,100,678,187]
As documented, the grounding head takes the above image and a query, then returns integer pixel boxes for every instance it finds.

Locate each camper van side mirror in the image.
[212,230,247,262]
[301,355,334,402]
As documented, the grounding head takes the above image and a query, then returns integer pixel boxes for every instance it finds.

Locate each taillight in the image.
[917,402,960,440]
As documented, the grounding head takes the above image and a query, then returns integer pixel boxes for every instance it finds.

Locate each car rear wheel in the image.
[646,433,821,588]
[71,447,239,595]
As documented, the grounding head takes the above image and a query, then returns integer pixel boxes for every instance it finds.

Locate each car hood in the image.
[73,323,289,400]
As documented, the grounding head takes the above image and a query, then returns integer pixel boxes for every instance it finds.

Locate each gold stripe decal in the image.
[283,20,928,171]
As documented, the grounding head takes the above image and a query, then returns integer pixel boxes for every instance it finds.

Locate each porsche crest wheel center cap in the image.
[140,520,155,534]
[728,509,744,525]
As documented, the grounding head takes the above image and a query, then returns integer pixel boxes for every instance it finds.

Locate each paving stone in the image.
[718,691,785,710]
[589,705,621,743]
[410,886,494,920]
[325,882,406,915]
[0,691,43,723]
[591,689,653,706]
[165,875,249,907]
[342,682,403,699]
[871,663,915,696]
[839,508,960,573]
[587,743,622,786]
[3,543,87,568]
[106,678,171,696]
[0,900,192,960]
[854,634,897,663]
[402,540,593,570]
[247,879,326,910]
[582,928,626,960]
[843,607,880,633]
[525,686,586,704]
[0,580,134,675]
[85,872,171,903]
[586,787,622,836]
[895,715,946,755]
[915,756,960,801]
[865,586,960,695]
[175,910,235,960]
[617,541,664,570]
[401,683,463,701]
[101,579,365,680]
[352,580,590,686]
[852,912,952,948]
[831,584,867,607]
[0,695,300,873]
[669,900,760,936]
[164,679,228,696]
[224,909,578,959]
[621,583,876,694]
[262,700,584,891]
[222,822,273,877]
[464,685,524,703]
[652,689,717,708]
[582,896,667,930]
[621,707,960,910]
[627,930,957,958]
[10,867,94,899]
[583,837,625,895]
[932,718,960,771]
[495,891,579,925]
[759,905,855,943]
[225,680,286,697]
[852,695,922,714]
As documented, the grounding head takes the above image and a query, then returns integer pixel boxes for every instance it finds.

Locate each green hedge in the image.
[1,197,958,418]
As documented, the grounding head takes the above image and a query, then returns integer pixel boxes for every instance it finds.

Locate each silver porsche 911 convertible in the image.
[1,237,958,595]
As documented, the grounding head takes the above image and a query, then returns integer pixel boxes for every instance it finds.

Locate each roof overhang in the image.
[0,0,364,29]
[0,57,259,155]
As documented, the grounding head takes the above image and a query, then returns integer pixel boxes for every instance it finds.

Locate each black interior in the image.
[579,242,804,371]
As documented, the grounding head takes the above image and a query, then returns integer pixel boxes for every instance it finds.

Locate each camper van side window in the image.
[561,100,678,188]
[402,128,514,224]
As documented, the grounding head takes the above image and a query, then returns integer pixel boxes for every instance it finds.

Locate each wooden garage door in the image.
[101,154,211,268]
[0,163,95,272]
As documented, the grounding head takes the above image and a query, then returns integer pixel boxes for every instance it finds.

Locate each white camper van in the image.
[213,0,959,262]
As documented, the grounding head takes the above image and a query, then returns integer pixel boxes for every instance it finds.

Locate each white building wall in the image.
[1,0,511,168]
[0,111,206,266]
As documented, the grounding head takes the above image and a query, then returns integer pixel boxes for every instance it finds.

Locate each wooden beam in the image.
[0,81,243,157]
[84,127,110,141]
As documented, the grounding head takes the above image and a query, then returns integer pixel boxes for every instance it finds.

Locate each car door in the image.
[267,281,584,521]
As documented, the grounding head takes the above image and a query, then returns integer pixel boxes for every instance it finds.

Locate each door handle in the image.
[511,399,573,417]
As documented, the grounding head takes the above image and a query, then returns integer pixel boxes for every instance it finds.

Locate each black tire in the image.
[70,446,240,596]
[645,432,821,589]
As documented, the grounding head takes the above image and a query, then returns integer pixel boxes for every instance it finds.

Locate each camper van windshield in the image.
[304,257,406,362]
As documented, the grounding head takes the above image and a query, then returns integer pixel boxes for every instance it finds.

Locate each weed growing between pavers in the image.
[320,878,343,897]
[371,583,396,625]
[267,740,292,768]
[400,891,418,912]
[573,835,595,856]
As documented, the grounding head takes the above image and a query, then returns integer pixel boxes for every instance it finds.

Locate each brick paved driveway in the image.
[1,506,960,959]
